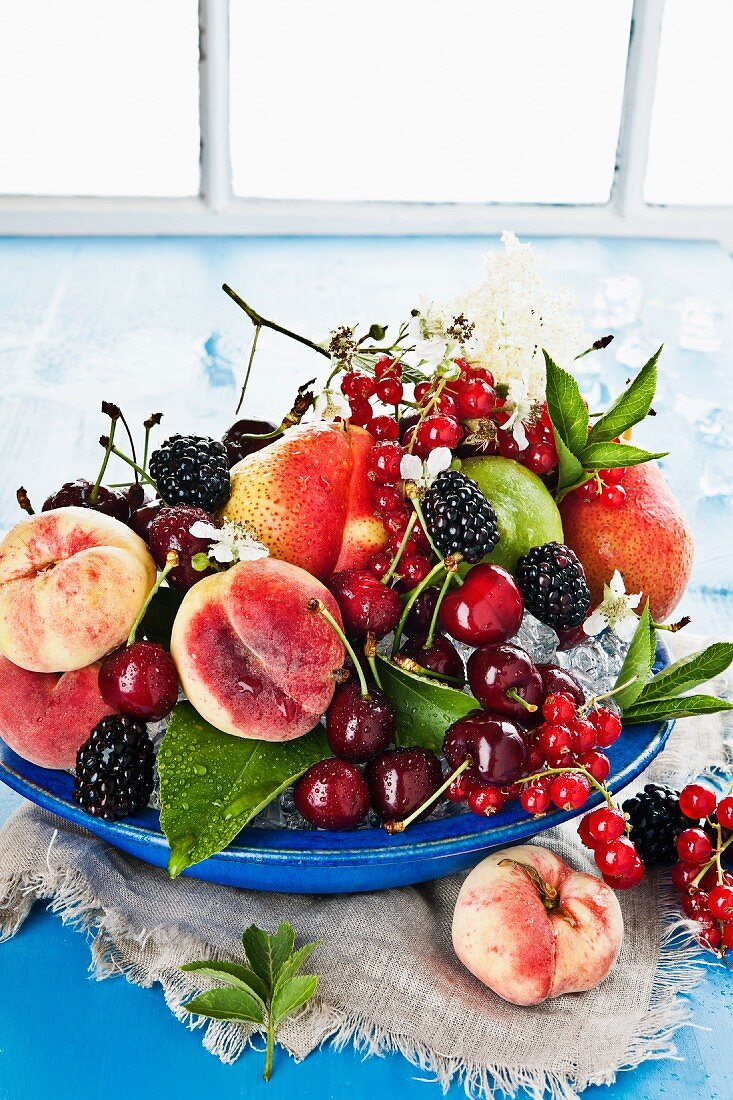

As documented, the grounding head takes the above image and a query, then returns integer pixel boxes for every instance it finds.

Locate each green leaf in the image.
[138,586,183,647]
[622,695,733,724]
[376,655,476,754]
[543,350,589,456]
[400,362,428,384]
[159,703,329,876]
[553,427,587,496]
[587,347,661,444]
[185,986,265,1025]
[634,642,733,704]
[180,960,269,1003]
[270,975,319,1027]
[613,602,655,710]
[273,942,320,992]
[242,923,295,993]
[579,442,668,471]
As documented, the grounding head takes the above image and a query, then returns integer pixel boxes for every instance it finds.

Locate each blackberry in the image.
[422,470,499,564]
[622,783,696,866]
[73,715,155,821]
[149,434,230,512]
[515,542,590,630]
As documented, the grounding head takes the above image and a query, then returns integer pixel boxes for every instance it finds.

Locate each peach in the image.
[560,463,694,621]
[452,844,623,1005]
[0,655,115,769]
[170,557,344,741]
[0,507,157,673]
[334,425,389,572]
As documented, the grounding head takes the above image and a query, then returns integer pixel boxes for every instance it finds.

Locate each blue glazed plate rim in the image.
[0,638,674,869]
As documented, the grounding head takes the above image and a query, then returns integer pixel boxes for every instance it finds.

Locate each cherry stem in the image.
[392,654,463,685]
[101,440,158,491]
[127,551,179,646]
[91,418,117,504]
[223,283,330,360]
[235,323,261,415]
[142,413,163,474]
[117,408,139,484]
[425,569,453,649]
[691,832,733,889]
[578,675,638,716]
[654,616,692,633]
[391,558,453,657]
[363,633,383,690]
[16,487,34,515]
[384,757,472,834]
[516,763,614,808]
[382,511,417,584]
[308,599,370,698]
[506,688,538,713]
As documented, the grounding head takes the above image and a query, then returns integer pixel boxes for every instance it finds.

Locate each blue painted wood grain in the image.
[0,236,731,1099]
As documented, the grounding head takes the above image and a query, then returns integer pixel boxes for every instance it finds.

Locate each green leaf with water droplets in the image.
[376,656,476,754]
[159,702,329,877]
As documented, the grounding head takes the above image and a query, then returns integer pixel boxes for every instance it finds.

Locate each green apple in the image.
[461,456,564,572]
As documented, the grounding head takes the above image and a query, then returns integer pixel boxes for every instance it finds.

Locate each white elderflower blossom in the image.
[583,570,643,643]
[408,299,460,369]
[453,231,585,404]
[312,387,351,423]
[399,446,452,489]
[499,377,539,449]
[189,520,269,565]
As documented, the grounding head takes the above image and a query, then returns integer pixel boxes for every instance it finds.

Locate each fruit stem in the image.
[392,654,463,685]
[235,323,261,415]
[579,676,638,716]
[505,688,538,713]
[100,439,158,492]
[517,763,614,809]
[16,486,34,515]
[308,599,370,699]
[497,858,559,910]
[406,377,448,455]
[381,512,417,584]
[691,832,733,889]
[405,489,443,562]
[127,551,179,646]
[391,559,450,657]
[363,633,383,690]
[142,412,163,474]
[263,1017,275,1081]
[653,616,692,633]
[384,757,472,834]
[424,569,452,649]
[91,416,118,504]
[223,284,330,360]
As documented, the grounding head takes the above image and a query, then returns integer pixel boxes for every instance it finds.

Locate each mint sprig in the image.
[182,922,319,1081]
[543,349,667,500]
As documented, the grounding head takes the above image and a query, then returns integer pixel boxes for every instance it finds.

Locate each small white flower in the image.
[189,519,269,565]
[399,446,451,489]
[499,377,536,448]
[312,387,351,423]
[408,301,460,370]
[583,570,643,643]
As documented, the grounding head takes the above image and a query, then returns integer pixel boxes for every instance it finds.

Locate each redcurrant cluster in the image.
[572,465,627,507]
[340,357,406,428]
[670,784,733,956]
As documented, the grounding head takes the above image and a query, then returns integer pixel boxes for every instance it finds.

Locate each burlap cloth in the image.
[0,635,730,1100]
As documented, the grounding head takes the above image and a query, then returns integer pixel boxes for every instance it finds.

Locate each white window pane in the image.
[0,1,200,197]
[645,0,733,205]
[230,0,632,204]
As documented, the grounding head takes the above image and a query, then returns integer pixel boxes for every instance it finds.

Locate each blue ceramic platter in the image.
[0,639,674,894]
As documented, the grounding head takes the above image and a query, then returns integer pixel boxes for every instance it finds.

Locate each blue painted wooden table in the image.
[0,236,731,1100]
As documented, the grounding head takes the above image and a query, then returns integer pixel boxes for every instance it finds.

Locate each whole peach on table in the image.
[0,508,157,673]
[170,556,345,741]
[452,844,623,1006]
[559,462,693,622]
[0,655,114,769]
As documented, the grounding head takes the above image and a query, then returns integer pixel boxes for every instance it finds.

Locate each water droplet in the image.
[193,763,207,776]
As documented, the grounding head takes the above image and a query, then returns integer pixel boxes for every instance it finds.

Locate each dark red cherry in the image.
[439,564,523,646]
[221,418,278,466]
[293,759,370,829]
[99,641,179,720]
[326,680,395,763]
[130,498,164,542]
[148,505,220,590]
[125,483,147,512]
[400,634,465,683]
[443,712,527,786]
[42,479,131,524]
[467,643,543,722]
[556,623,588,650]
[402,588,440,638]
[328,569,401,639]
[537,663,585,707]
[365,747,443,823]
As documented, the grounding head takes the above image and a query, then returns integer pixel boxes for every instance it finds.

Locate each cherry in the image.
[520,776,552,814]
[148,505,221,590]
[585,806,626,844]
[440,563,523,646]
[555,623,589,650]
[467,643,543,722]
[443,712,527,786]
[452,377,495,419]
[671,860,700,892]
[326,680,395,763]
[99,641,179,720]
[542,692,576,724]
[594,836,639,876]
[708,884,733,921]
[221,418,277,466]
[367,441,404,484]
[365,747,443,823]
[550,772,590,810]
[679,783,717,820]
[43,479,131,524]
[676,827,713,864]
[588,707,622,747]
[575,749,610,782]
[293,759,371,829]
[400,634,465,682]
[468,785,506,816]
[130,498,164,542]
[328,569,402,639]
[717,796,733,830]
[537,664,585,707]
[402,587,440,637]
[367,416,400,442]
[497,432,521,459]
[399,555,432,590]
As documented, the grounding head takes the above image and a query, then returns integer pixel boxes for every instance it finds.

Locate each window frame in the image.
[0,0,731,245]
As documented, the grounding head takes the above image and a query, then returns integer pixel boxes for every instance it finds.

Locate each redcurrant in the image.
[575,749,610,782]
[588,707,622,747]
[371,485,404,515]
[671,860,700,892]
[550,772,590,810]
[678,783,717,820]
[367,415,400,441]
[367,552,391,579]
[542,692,576,724]
[349,397,373,426]
[594,836,639,876]
[399,555,432,590]
[538,723,573,766]
[602,854,644,889]
[452,377,495,419]
[676,828,713,864]
[445,772,472,803]
[368,441,404,484]
[376,377,403,405]
[523,442,556,476]
[602,484,627,507]
[520,777,552,815]
[374,357,401,381]
[586,806,627,845]
[468,785,506,816]
[415,414,463,454]
[681,890,710,919]
[568,717,597,754]
[708,884,733,921]
[717,796,733,830]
